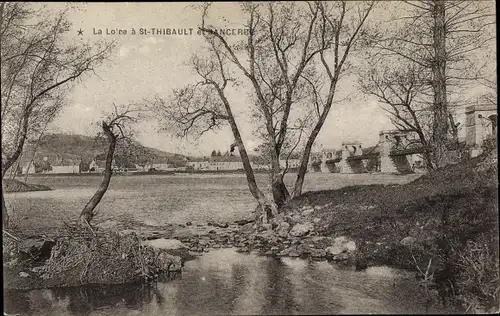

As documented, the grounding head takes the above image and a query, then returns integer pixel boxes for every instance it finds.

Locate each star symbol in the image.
[77,28,83,36]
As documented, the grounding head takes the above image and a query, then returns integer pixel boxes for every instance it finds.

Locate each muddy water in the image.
[5,173,421,231]
[4,249,455,315]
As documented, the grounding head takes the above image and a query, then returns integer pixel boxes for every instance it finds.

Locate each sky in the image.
[44,2,490,157]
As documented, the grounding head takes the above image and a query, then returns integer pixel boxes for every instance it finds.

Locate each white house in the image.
[186,158,210,170]
[207,156,244,171]
[48,158,80,174]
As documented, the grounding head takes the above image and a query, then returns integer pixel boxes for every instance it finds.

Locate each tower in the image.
[465,104,497,157]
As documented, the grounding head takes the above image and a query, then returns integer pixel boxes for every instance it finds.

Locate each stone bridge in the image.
[309,130,427,174]
[308,104,496,174]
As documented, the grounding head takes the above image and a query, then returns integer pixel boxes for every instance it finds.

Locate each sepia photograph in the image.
[1,1,498,315]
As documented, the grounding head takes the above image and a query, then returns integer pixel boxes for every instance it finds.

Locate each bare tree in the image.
[80,104,143,226]
[1,3,114,228]
[367,0,495,167]
[153,37,279,222]
[359,62,436,169]
[155,1,374,222]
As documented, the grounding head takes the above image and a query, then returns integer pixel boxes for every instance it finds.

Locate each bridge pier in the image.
[340,142,363,174]
[379,132,397,173]
[379,130,414,174]
[320,150,336,173]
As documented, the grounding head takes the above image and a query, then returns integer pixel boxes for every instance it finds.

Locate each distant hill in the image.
[18,133,186,168]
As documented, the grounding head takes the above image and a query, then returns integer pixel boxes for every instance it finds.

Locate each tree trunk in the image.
[431,0,449,168]
[293,81,338,198]
[2,111,30,180]
[216,88,278,222]
[80,121,116,223]
[271,170,289,209]
[293,130,317,198]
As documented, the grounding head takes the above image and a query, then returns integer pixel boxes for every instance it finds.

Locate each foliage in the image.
[288,147,498,312]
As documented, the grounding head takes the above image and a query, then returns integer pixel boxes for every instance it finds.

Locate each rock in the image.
[291,238,302,245]
[289,222,314,237]
[261,223,272,231]
[155,252,183,272]
[301,208,314,217]
[332,253,349,261]
[278,248,290,256]
[236,247,249,253]
[400,236,417,246]
[240,223,254,234]
[289,249,299,257]
[198,239,210,246]
[345,241,356,252]
[235,219,254,226]
[310,248,327,258]
[277,222,291,237]
[325,236,356,256]
[334,236,347,243]
[313,217,321,224]
[212,244,221,248]
[270,246,280,253]
[142,238,186,250]
[172,230,194,240]
[18,238,56,261]
[310,236,327,243]
[18,271,30,278]
[186,222,192,226]
[326,245,344,256]
[297,243,311,255]
[213,222,229,228]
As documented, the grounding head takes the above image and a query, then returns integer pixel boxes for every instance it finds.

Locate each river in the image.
[5,173,421,230]
[4,249,455,315]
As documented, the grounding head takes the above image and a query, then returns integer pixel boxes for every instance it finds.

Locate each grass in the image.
[286,150,499,312]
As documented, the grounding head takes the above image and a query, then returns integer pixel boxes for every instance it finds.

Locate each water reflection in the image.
[4,249,454,316]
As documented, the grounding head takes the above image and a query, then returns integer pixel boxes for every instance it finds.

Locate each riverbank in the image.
[3,226,185,290]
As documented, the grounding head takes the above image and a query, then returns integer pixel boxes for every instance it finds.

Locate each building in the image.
[186,157,210,170]
[207,155,243,171]
[465,104,497,157]
[49,157,80,174]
